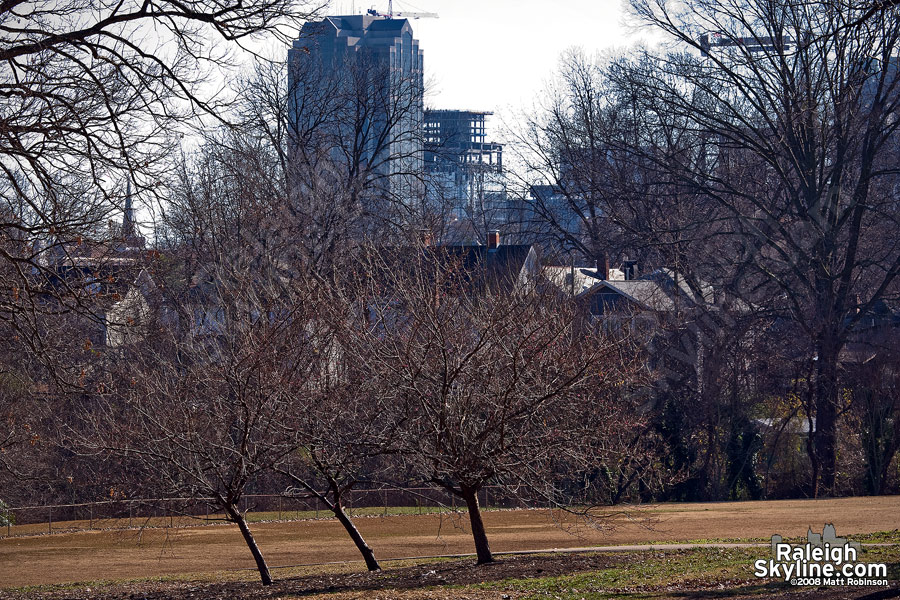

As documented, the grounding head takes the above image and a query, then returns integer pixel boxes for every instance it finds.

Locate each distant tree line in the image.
[515,0,900,500]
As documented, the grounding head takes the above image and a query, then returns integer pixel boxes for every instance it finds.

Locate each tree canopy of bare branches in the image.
[359,248,640,563]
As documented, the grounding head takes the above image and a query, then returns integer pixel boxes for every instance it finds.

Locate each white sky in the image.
[329,0,649,113]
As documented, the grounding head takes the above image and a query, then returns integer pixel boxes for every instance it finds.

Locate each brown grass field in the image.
[0,496,898,589]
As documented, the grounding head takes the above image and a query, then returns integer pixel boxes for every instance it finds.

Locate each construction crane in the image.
[367,1,438,19]
[700,32,794,56]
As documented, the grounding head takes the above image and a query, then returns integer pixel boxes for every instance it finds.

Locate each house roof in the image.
[595,279,683,312]
[369,243,538,295]
[437,244,534,280]
[544,265,624,296]
[563,268,715,313]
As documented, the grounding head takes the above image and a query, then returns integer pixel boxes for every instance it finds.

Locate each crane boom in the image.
[394,11,439,18]
[367,1,438,19]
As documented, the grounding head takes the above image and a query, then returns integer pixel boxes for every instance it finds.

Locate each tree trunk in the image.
[276,468,381,571]
[227,504,273,585]
[880,414,900,495]
[814,337,841,495]
[332,501,381,571]
[461,485,493,564]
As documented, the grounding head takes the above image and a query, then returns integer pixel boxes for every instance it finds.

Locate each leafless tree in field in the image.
[271,280,403,572]
[75,255,327,585]
[359,248,639,564]
[130,126,397,573]
[67,111,328,584]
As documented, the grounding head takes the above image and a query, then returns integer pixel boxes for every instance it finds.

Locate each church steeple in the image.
[118,179,145,251]
[123,179,136,239]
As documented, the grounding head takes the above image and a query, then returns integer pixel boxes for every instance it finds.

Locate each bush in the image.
[0,499,12,527]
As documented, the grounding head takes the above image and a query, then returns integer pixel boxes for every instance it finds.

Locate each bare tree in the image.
[360,248,638,564]
[68,119,331,584]
[510,49,624,268]
[167,46,430,275]
[238,281,397,573]
[76,254,327,585]
[150,128,396,573]
[845,322,900,495]
[271,283,402,572]
[1,0,324,277]
[517,47,779,501]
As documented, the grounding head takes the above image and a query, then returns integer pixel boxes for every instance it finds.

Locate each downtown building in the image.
[424,109,509,237]
[288,15,425,223]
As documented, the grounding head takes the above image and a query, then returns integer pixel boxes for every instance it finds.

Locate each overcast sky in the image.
[329,0,650,113]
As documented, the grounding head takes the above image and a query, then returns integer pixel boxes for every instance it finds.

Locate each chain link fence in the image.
[0,486,538,538]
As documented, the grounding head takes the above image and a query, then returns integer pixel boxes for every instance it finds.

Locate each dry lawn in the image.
[1,496,898,589]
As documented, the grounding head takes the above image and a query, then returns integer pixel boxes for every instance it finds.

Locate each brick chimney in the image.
[623,260,639,281]
[487,230,500,250]
[597,253,609,281]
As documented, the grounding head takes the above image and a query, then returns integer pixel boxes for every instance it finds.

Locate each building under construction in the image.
[424,109,508,228]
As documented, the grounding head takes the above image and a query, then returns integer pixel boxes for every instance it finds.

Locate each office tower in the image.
[288,15,424,215]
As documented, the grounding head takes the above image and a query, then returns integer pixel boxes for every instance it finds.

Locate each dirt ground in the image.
[0,550,896,600]
[1,496,898,589]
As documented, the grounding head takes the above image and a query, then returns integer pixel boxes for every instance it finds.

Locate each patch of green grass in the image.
[855,546,900,582]
[469,547,770,599]
[636,529,900,547]
[465,538,900,600]
[853,530,900,544]
[633,536,770,545]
